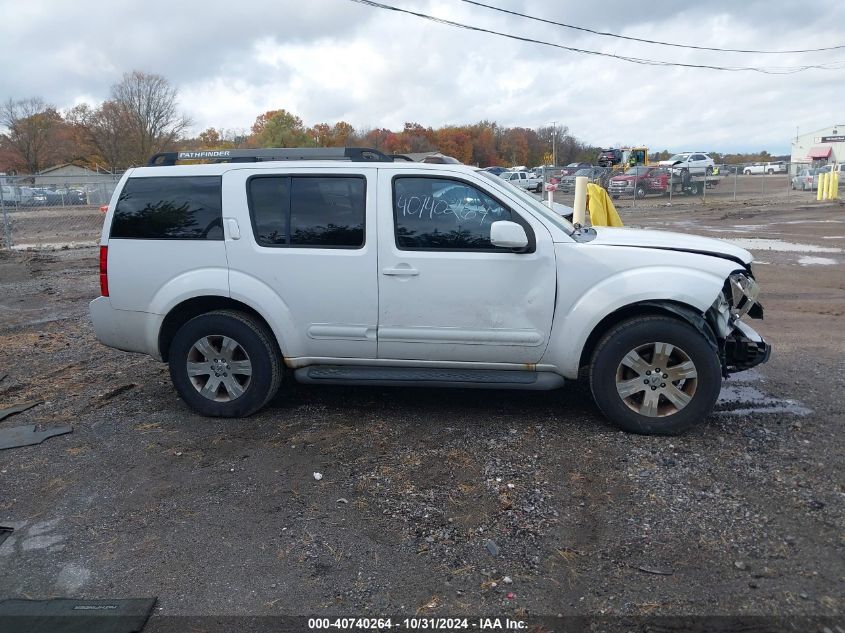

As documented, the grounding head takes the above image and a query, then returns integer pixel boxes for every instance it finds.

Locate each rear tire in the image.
[168,310,282,417]
[589,315,721,435]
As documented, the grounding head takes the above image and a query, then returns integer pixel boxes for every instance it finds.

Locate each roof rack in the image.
[147,147,395,167]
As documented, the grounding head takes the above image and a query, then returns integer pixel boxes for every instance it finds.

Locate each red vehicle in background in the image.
[608,166,668,199]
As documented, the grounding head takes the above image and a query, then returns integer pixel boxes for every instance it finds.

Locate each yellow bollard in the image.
[832,170,840,200]
[818,172,827,200]
[826,169,835,200]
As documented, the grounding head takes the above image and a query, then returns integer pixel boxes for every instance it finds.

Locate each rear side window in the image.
[248,175,365,248]
[111,176,223,239]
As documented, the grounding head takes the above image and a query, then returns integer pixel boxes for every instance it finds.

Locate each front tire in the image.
[589,315,722,435]
[168,310,282,417]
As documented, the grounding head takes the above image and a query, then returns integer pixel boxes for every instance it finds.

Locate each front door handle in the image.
[382,266,419,276]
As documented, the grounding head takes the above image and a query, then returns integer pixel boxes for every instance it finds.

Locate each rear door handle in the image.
[382,266,419,276]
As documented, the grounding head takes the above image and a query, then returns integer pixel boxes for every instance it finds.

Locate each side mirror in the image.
[490,221,528,249]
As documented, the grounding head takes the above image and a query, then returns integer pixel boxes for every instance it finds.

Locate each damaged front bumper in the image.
[724,320,771,373]
[706,271,771,375]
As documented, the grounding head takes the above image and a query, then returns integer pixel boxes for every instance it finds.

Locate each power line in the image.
[348,0,845,74]
[461,0,845,55]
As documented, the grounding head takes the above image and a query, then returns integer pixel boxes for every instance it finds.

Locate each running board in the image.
[293,365,564,390]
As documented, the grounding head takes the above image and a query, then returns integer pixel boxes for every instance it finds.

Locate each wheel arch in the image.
[577,300,717,371]
[158,296,281,362]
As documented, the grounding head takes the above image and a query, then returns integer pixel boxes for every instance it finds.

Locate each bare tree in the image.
[0,97,62,173]
[112,71,191,165]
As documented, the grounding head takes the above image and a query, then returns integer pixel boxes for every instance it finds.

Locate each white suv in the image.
[90,147,769,435]
[659,152,716,176]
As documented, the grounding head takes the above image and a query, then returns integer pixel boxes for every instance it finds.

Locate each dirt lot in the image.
[0,198,843,623]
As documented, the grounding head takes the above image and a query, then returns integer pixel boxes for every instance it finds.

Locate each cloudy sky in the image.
[1,0,843,153]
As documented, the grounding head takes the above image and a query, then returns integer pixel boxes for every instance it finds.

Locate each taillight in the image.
[99,245,109,297]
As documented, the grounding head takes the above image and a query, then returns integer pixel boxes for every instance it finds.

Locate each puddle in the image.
[798,256,837,266]
[776,219,845,225]
[724,238,842,253]
[10,240,97,251]
[715,372,812,417]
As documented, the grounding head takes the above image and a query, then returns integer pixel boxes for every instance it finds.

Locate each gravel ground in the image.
[0,199,843,622]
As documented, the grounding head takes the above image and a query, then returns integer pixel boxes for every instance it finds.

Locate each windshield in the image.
[476,170,574,233]
[624,166,649,176]
[667,154,688,163]
[574,169,592,176]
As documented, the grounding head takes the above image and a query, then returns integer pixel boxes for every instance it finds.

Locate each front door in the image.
[376,170,556,364]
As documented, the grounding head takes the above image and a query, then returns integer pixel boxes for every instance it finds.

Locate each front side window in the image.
[393,177,522,250]
[111,176,223,240]
[248,175,365,248]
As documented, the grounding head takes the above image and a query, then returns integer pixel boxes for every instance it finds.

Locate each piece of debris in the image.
[313,472,323,481]
[734,561,748,571]
[97,384,136,401]
[507,592,515,600]
[502,576,513,584]
[0,424,73,450]
[0,526,12,548]
[0,375,6,385]
[0,401,43,423]
[336,498,348,504]
[485,540,500,556]
[636,565,674,576]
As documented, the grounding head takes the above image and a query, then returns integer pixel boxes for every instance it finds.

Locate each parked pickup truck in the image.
[500,170,544,193]
[609,166,664,199]
[743,162,787,175]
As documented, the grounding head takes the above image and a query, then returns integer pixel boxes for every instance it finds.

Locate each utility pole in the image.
[549,121,557,167]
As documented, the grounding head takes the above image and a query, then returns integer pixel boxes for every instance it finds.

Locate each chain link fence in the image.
[1,174,121,250]
[537,161,839,212]
[1,162,840,250]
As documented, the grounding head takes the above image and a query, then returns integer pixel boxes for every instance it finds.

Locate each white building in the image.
[791,124,845,173]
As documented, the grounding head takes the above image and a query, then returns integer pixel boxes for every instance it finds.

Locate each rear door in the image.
[223,167,378,359]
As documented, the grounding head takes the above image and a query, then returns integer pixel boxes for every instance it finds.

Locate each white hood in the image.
[586,227,753,265]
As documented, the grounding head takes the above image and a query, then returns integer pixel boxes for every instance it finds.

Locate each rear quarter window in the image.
[110,176,223,240]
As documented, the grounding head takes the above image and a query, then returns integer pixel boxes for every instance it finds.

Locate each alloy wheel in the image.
[614,342,698,417]
[186,335,253,402]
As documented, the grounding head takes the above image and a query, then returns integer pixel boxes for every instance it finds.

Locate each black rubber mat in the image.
[0,526,11,548]
[0,424,72,450]
[0,401,42,422]
[0,598,156,633]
